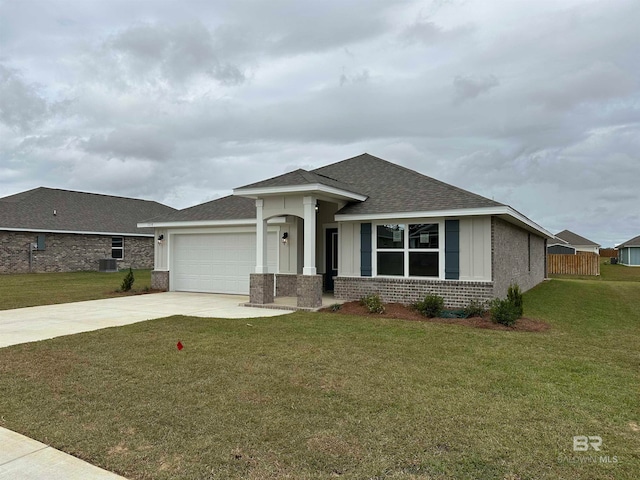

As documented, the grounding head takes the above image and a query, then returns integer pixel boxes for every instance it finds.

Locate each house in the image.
[0,187,176,273]
[554,230,600,254]
[140,154,552,308]
[618,235,640,266]
[546,236,577,255]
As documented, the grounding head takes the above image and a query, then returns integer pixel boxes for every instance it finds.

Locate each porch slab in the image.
[243,295,344,312]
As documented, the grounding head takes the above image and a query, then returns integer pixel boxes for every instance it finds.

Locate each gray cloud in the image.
[452,74,499,104]
[0,65,49,130]
[104,22,245,86]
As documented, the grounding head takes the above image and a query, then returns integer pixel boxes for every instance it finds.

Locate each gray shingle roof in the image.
[236,168,364,196]
[147,195,256,223]
[148,153,506,223]
[313,153,503,215]
[618,235,640,248]
[555,229,600,247]
[0,187,176,235]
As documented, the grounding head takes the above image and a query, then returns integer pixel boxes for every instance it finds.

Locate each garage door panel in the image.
[173,232,277,294]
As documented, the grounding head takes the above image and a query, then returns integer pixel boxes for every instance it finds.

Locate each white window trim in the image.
[372,219,445,279]
[112,236,124,260]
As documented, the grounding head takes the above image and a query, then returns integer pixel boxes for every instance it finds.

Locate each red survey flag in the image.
[177,341,183,350]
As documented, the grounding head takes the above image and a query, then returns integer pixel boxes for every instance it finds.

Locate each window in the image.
[112,237,124,259]
[375,223,440,277]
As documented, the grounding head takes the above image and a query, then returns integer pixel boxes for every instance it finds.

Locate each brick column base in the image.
[151,271,169,291]
[250,273,275,304]
[297,274,323,308]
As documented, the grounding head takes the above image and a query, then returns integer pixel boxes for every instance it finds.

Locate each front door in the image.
[325,228,338,291]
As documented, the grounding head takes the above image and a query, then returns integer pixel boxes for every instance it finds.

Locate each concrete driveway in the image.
[0,292,293,348]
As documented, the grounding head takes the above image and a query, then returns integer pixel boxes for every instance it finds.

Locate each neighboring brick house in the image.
[0,187,176,273]
[140,154,552,308]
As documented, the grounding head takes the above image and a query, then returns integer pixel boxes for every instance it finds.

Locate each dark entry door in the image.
[325,228,338,291]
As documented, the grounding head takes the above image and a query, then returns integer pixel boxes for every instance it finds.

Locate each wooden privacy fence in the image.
[547,254,600,276]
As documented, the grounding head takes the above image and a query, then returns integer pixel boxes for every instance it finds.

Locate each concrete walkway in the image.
[0,292,294,479]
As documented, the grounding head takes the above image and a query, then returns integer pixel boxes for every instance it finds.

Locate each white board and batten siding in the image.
[172,231,278,295]
[459,217,492,281]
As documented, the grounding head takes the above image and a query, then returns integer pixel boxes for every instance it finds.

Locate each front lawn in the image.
[0,270,152,310]
[0,278,638,479]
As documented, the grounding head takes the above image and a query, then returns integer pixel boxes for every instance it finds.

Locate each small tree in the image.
[360,293,385,313]
[507,284,524,317]
[120,268,135,292]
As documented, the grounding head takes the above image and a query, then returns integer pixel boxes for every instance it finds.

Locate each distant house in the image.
[0,187,176,273]
[546,236,577,255]
[618,235,640,266]
[554,230,600,254]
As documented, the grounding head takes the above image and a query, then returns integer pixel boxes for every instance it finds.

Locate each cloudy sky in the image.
[1,0,638,246]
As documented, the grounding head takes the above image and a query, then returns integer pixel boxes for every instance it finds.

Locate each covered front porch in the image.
[233,175,366,308]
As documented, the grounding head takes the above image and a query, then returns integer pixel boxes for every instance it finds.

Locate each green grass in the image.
[0,270,152,310]
[0,278,638,478]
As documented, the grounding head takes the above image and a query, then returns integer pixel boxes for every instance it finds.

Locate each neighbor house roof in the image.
[618,235,640,248]
[0,187,177,236]
[555,229,600,247]
[547,236,571,246]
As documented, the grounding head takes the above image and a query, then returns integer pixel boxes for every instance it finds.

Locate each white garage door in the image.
[172,232,277,294]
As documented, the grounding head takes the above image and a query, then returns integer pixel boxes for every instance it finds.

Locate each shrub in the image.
[120,268,135,292]
[329,303,342,312]
[414,294,444,318]
[360,294,385,314]
[507,284,524,317]
[490,298,520,326]
[464,299,487,318]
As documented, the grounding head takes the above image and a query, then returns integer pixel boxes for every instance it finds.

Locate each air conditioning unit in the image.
[99,258,118,272]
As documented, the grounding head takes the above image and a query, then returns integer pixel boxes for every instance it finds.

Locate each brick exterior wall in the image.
[334,276,494,308]
[491,217,546,298]
[275,274,297,297]
[0,231,154,273]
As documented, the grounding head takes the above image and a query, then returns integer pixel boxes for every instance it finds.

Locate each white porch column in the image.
[302,195,317,275]
[255,199,269,273]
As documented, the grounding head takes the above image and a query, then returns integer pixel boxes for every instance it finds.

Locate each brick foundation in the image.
[151,271,169,291]
[250,273,275,304]
[275,274,297,297]
[334,276,494,308]
[297,274,323,308]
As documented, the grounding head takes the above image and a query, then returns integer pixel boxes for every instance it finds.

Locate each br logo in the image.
[573,436,602,451]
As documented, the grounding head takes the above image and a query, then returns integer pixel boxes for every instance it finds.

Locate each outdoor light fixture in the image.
[315,203,319,213]
[157,234,164,245]
[281,232,288,245]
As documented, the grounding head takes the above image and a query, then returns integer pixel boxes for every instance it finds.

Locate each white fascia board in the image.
[0,227,153,237]
[335,206,554,238]
[233,183,367,202]
[137,216,287,229]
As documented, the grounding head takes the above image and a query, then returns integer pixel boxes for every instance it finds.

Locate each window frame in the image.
[111,236,124,260]
[372,219,445,279]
